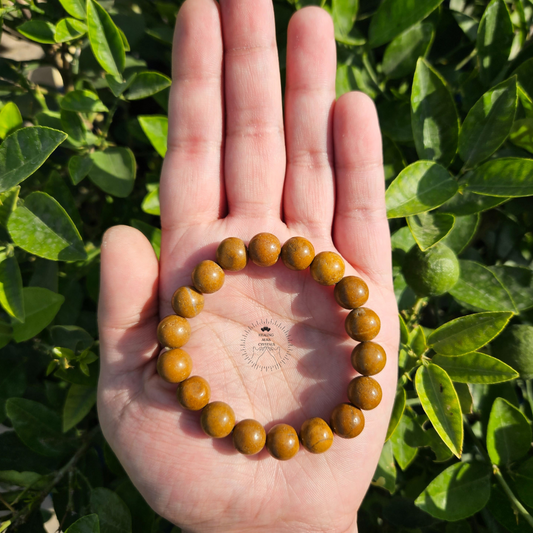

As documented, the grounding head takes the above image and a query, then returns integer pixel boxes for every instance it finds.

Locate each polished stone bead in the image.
[232,419,266,455]
[176,376,211,411]
[351,342,386,376]
[157,348,193,383]
[157,315,191,349]
[171,286,204,318]
[201,401,236,438]
[310,251,345,286]
[248,233,281,267]
[300,417,334,454]
[334,276,369,309]
[281,236,315,271]
[266,423,299,460]
[330,403,365,439]
[192,260,225,294]
[345,307,381,342]
[347,376,382,410]
[217,237,248,271]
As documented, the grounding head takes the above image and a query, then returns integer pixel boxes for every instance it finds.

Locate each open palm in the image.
[97,1,399,531]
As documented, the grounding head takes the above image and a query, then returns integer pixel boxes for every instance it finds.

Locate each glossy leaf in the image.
[426,427,454,462]
[6,397,71,457]
[409,326,427,356]
[392,226,416,253]
[125,71,171,101]
[386,386,406,441]
[510,118,533,154]
[90,488,132,533]
[65,515,100,533]
[138,115,168,158]
[516,457,533,508]
[88,147,136,198]
[449,260,516,312]
[440,214,479,254]
[438,186,508,216]
[61,90,108,113]
[452,11,478,42]
[18,20,56,44]
[386,161,458,218]
[0,247,24,322]
[55,18,87,42]
[428,311,513,356]
[87,0,125,77]
[411,59,459,167]
[332,0,358,38]
[407,212,454,251]
[63,384,97,432]
[512,58,533,102]
[383,23,434,80]
[487,397,531,465]
[368,0,443,48]
[12,287,64,342]
[455,383,473,414]
[390,411,426,469]
[61,110,86,143]
[130,220,161,260]
[489,265,533,311]
[458,77,517,169]
[59,0,86,20]
[398,313,410,344]
[477,0,513,86]
[372,440,396,493]
[105,73,136,97]
[141,185,160,216]
[415,462,492,520]
[0,127,67,193]
[68,154,93,185]
[8,192,86,261]
[415,363,463,457]
[0,102,22,140]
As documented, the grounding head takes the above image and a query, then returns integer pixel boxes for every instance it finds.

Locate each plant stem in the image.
[0,492,14,513]
[408,297,427,328]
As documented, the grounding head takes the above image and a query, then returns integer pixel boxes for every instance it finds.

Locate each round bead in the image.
[232,419,266,455]
[310,251,345,286]
[281,237,315,271]
[171,286,204,318]
[300,417,334,454]
[217,237,248,271]
[351,342,386,376]
[157,315,191,349]
[192,260,225,294]
[347,376,382,410]
[334,276,369,309]
[157,349,193,383]
[266,424,299,460]
[248,233,281,267]
[200,401,236,438]
[177,376,211,411]
[345,307,381,342]
[330,403,365,439]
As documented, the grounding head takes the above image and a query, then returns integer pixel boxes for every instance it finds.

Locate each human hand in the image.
[97,0,399,531]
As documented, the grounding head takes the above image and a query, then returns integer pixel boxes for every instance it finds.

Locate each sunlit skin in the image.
[97,1,399,532]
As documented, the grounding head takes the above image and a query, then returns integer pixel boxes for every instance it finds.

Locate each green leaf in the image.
[130,220,161,260]
[61,110,86,144]
[512,58,533,102]
[0,247,23,322]
[0,320,12,350]
[440,214,479,254]
[68,154,93,185]
[90,488,132,533]
[452,11,478,42]
[55,18,87,42]
[59,0,86,20]
[426,427,454,462]
[141,185,160,215]
[138,115,167,158]
[510,118,533,154]
[454,383,473,414]
[465,158,533,197]
[516,457,533,508]
[386,161,458,218]
[477,0,514,86]
[407,212,454,251]
[411,59,459,167]
[88,147,136,198]
[372,440,396,493]
[0,187,19,228]
[392,226,416,253]
[409,326,427,356]
[51,325,93,352]
[433,352,518,384]
[63,384,97,432]
[8,192,86,261]
[6,398,71,457]
[449,260,517,312]
[125,71,171,101]
[12,287,64,342]
[61,90,108,113]
[0,102,22,140]
[458,77,517,169]
[0,127,67,193]
[428,311,513,356]
[386,386,406,441]
[390,411,425,470]
[105,73,136,97]
[487,397,531,465]
[18,20,56,44]
[368,0,443,48]
[332,0,358,37]
[415,363,463,457]
[87,0,125,77]
[415,462,492,520]
[438,186,508,216]
[489,265,533,311]
[382,23,434,80]
[398,313,410,344]
[65,515,100,533]
[115,479,155,533]
[0,471,49,489]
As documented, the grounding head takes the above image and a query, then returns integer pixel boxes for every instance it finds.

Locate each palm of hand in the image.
[97,1,399,532]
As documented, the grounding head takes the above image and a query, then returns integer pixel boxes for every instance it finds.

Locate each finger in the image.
[283,7,337,236]
[332,92,393,287]
[160,0,225,231]
[220,0,286,219]
[98,226,160,376]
